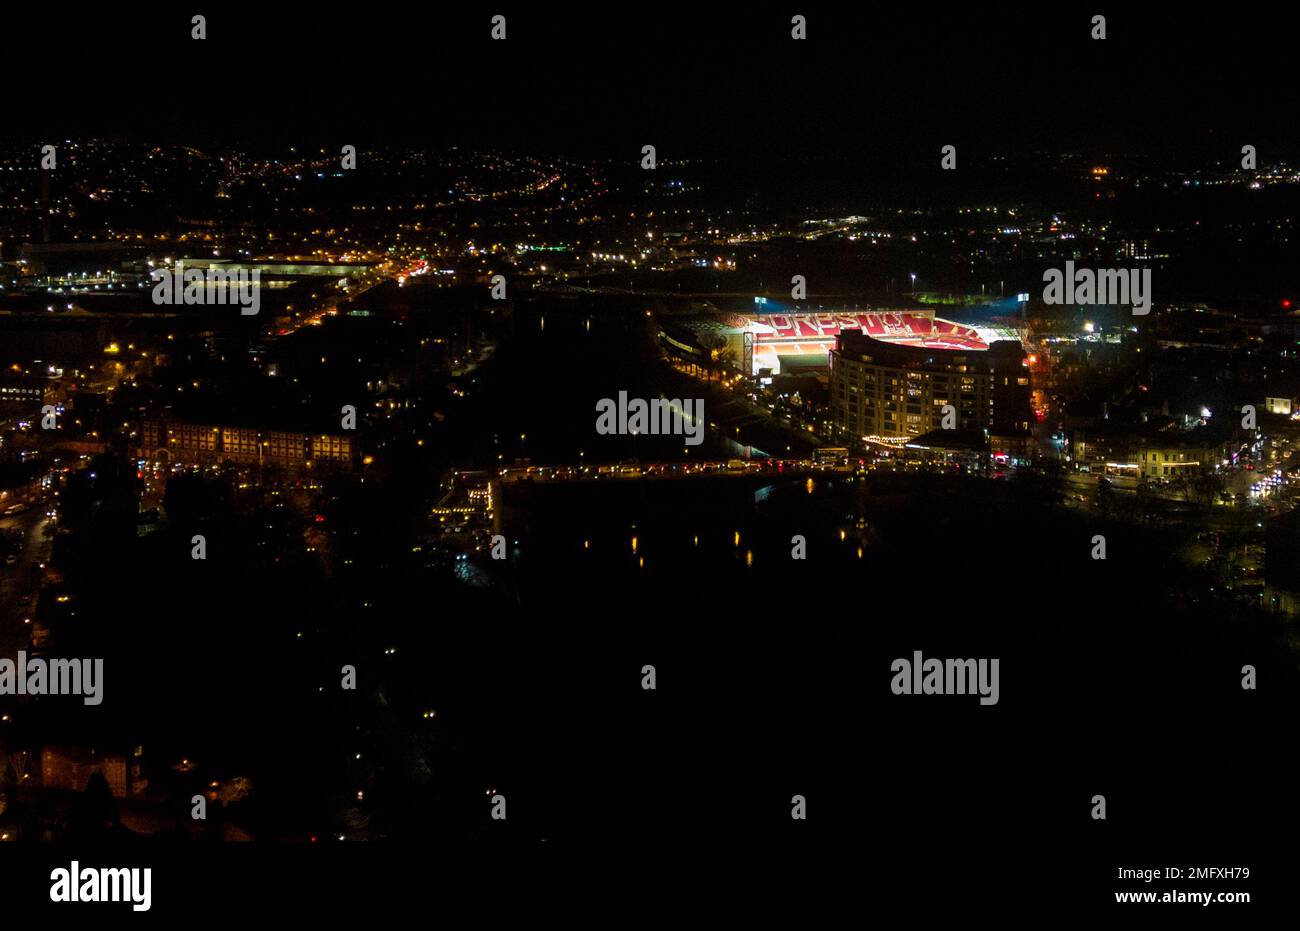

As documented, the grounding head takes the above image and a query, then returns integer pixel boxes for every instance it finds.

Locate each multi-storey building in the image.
[830,330,1031,443]
[139,418,355,471]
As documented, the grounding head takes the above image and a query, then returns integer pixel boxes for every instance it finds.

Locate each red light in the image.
[1283,299,1292,309]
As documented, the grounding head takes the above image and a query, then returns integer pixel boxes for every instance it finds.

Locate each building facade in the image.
[830,330,1030,442]
[139,418,355,471]
[0,375,51,409]
[1136,440,1219,480]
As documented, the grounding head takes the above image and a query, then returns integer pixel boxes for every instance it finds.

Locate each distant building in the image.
[829,330,1031,442]
[41,744,143,799]
[0,374,51,408]
[1072,425,1227,479]
[430,471,494,536]
[139,418,355,471]
[990,429,1036,463]
[1137,439,1219,480]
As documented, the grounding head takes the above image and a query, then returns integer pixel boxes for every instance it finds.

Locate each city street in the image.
[0,507,52,657]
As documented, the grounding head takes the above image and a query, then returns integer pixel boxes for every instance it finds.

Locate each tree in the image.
[699,334,734,382]
[1176,465,1225,510]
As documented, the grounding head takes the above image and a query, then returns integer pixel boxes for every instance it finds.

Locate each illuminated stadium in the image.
[661,307,1021,376]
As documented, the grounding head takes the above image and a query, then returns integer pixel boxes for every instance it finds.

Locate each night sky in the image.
[9,7,1297,157]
